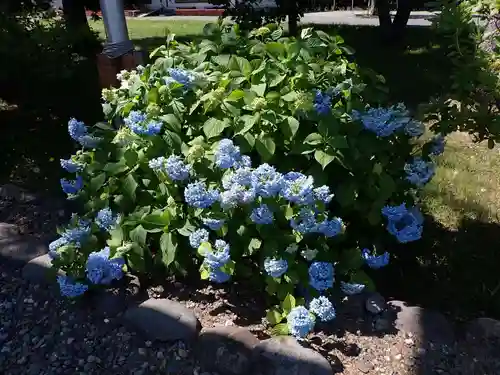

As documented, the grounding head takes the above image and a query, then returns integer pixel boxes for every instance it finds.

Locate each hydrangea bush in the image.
[51,21,444,338]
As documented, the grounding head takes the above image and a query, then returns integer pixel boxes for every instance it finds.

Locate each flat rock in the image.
[21,253,58,284]
[466,317,500,342]
[365,293,386,315]
[251,336,332,375]
[0,184,38,203]
[197,326,259,375]
[0,223,47,267]
[387,300,454,344]
[123,298,200,342]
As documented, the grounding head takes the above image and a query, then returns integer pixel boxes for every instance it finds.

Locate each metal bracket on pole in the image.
[100,0,134,59]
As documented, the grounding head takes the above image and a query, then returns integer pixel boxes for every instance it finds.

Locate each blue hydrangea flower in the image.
[77,135,102,149]
[290,208,318,234]
[220,184,256,209]
[386,206,424,243]
[149,156,166,172]
[317,217,343,237]
[404,120,425,137]
[280,172,315,205]
[251,164,283,198]
[215,139,241,169]
[362,249,390,269]
[313,185,334,204]
[189,228,209,249]
[60,159,83,173]
[381,203,408,221]
[309,262,334,291]
[352,104,410,137]
[95,208,118,231]
[60,222,91,247]
[165,155,191,181]
[124,111,162,136]
[167,68,195,87]
[184,181,219,208]
[430,135,445,156]
[164,76,176,85]
[48,237,68,259]
[314,90,332,115]
[404,157,435,187]
[68,118,87,141]
[202,217,225,231]
[86,247,125,285]
[60,176,83,195]
[222,168,253,190]
[287,306,315,339]
[204,240,231,269]
[57,275,88,298]
[309,296,336,322]
[250,204,274,224]
[209,269,231,283]
[234,155,251,169]
[264,258,288,278]
[340,281,366,295]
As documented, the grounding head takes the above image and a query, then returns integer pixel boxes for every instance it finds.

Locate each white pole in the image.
[100,0,130,45]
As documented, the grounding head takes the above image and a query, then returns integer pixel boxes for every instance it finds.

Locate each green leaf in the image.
[255,136,276,161]
[265,42,286,57]
[160,232,177,267]
[129,225,147,247]
[142,210,171,228]
[281,294,296,314]
[266,308,284,325]
[203,118,227,139]
[177,219,196,236]
[247,238,262,255]
[90,173,106,192]
[280,116,300,139]
[229,56,252,77]
[107,227,124,248]
[226,89,246,102]
[304,133,323,145]
[327,136,349,149]
[269,74,286,87]
[124,149,138,167]
[200,268,210,280]
[123,174,138,201]
[160,114,182,133]
[197,242,212,257]
[103,162,128,175]
[314,149,335,169]
[235,114,259,135]
[148,87,159,103]
[271,323,290,336]
[284,205,294,220]
[251,83,267,97]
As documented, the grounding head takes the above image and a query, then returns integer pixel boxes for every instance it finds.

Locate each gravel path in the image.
[1,184,499,375]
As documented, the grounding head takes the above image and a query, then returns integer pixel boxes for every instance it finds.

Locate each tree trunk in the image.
[287,0,299,36]
[376,0,393,39]
[62,0,91,33]
[392,0,412,41]
[368,0,377,16]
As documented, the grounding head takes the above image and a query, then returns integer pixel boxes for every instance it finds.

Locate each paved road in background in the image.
[138,10,436,27]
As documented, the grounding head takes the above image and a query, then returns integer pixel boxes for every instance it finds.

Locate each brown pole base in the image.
[96,50,144,89]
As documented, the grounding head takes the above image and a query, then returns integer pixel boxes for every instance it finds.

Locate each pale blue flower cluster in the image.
[124,110,162,136]
[167,68,195,87]
[202,217,225,231]
[287,306,315,338]
[313,186,334,204]
[250,164,283,198]
[96,208,118,231]
[67,118,101,148]
[404,157,435,187]
[309,296,336,322]
[149,155,191,181]
[404,120,425,137]
[57,275,89,298]
[250,204,274,224]
[201,240,231,283]
[313,90,332,115]
[48,220,91,259]
[291,208,343,237]
[430,134,445,156]
[215,139,242,169]
[308,261,334,291]
[60,158,83,173]
[189,228,209,249]
[281,172,315,205]
[352,104,411,137]
[264,258,288,278]
[184,181,219,209]
[340,281,366,295]
[60,175,83,195]
[86,247,125,285]
[362,249,390,269]
[382,203,423,243]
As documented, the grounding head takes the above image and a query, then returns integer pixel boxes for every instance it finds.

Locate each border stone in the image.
[124,298,201,342]
[0,223,47,266]
[387,300,454,344]
[21,253,59,284]
[365,293,386,315]
[251,336,333,375]
[197,326,260,375]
